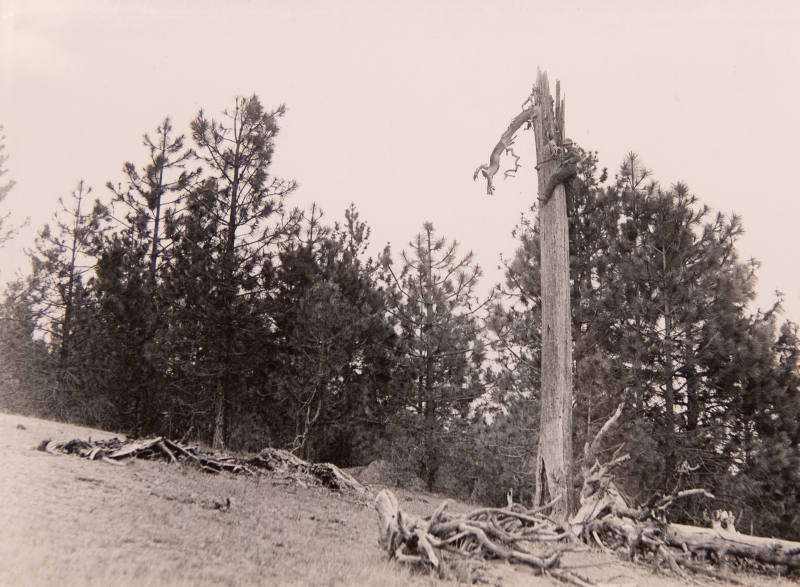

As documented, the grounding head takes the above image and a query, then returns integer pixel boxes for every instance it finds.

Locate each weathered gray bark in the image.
[665,524,800,569]
[530,71,573,519]
[474,70,575,520]
[474,69,574,520]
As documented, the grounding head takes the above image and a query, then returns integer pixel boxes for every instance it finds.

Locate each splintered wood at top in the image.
[555,79,562,138]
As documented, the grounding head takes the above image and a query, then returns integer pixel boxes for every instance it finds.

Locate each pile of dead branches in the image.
[376,403,800,585]
[39,436,368,496]
[375,489,589,583]
[570,403,800,577]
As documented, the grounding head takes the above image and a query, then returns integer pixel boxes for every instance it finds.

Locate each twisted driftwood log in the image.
[665,524,800,569]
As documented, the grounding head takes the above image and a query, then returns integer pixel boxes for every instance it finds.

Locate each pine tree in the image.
[24,181,110,421]
[164,95,300,449]
[90,210,158,433]
[90,119,200,434]
[0,279,53,416]
[604,160,766,496]
[267,205,396,461]
[107,117,198,283]
[382,222,489,490]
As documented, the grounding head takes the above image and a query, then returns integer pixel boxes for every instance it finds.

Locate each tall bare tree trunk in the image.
[531,71,573,519]
[474,69,574,519]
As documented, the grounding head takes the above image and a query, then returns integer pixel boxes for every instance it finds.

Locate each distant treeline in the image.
[0,96,798,540]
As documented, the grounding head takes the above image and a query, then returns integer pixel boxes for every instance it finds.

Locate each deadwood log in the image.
[665,524,800,569]
[97,455,125,466]
[157,441,178,464]
[45,435,369,496]
[107,437,163,459]
[372,395,800,584]
[571,416,800,573]
[571,402,629,537]
[310,463,369,494]
[375,489,568,580]
[162,439,200,463]
[375,490,442,573]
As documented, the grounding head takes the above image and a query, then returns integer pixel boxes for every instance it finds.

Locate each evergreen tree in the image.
[24,181,110,421]
[717,318,800,539]
[0,127,39,414]
[92,118,199,434]
[605,158,768,498]
[267,205,397,462]
[164,95,300,448]
[107,117,198,283]
[382,222,489,490]
[89,209,158,433]
[0,279,54,416]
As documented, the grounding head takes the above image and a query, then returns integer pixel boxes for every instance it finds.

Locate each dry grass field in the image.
[1,411,796,587]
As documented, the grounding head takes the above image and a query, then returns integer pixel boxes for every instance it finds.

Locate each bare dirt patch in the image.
[0,412,796,587]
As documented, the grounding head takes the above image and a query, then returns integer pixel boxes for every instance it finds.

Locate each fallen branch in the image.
[567,401,800,577]
[44,436,369,497]
[375,489,590,583]
[157,441,177,464]
[665,523,800,569]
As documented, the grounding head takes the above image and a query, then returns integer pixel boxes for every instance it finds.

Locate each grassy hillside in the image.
[0,412,795,587]
[0,413,435,587]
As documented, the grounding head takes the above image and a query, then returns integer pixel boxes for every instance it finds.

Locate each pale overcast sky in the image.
[1,1,799,322]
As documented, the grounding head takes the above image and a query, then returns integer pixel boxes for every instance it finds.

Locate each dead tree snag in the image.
[476,69,574,519]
